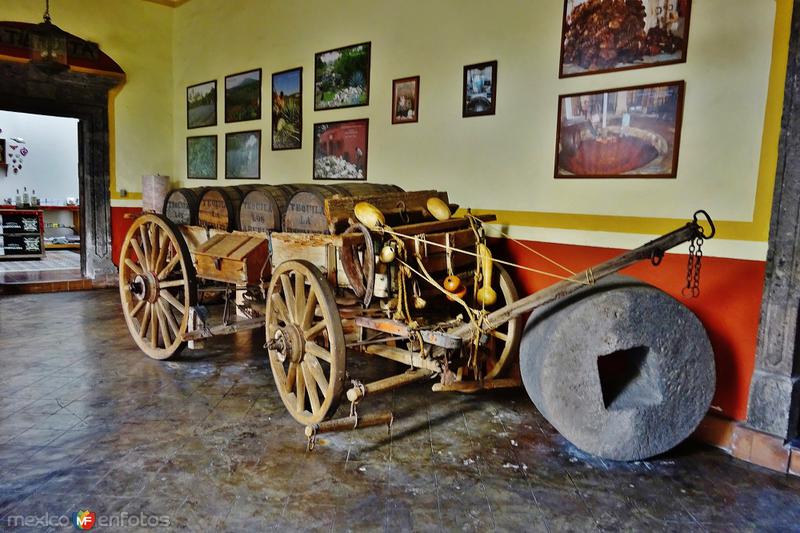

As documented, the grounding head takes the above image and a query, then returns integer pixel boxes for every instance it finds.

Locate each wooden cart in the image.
[118,189,714,445]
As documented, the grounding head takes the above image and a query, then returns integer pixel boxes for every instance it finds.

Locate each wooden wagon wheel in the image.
[339,223,375,306]
[266,260,346,425]
[119,213,197,360]
[467,264,522,380]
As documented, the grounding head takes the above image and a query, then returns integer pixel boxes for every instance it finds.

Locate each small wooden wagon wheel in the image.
[266,260,346,425]
[119,213,197,360]
[473,264,523,380]
[340,223,375,306]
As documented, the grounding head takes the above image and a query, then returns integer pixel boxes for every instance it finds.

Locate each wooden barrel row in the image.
[163,183,404,233]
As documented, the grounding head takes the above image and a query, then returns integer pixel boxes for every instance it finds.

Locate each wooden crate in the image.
[194,232,269,285]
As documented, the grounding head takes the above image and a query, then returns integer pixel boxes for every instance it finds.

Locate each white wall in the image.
[0,111,79,205]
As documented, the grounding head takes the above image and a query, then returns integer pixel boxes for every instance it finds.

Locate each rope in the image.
[466,214,577,276]
[380,226,590,286]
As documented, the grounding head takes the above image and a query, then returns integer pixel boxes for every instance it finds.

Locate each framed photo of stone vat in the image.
[392,76,420,124]
[314,42,371,110]
[225,130,261,179]
[560,0,691,78]
[555,81,685,179]
[272,67,302,150]
[225,69,262,123]
[313,119,368,181]
[463,60,497,117]
[187,80,217,129]
[186,135,217,180]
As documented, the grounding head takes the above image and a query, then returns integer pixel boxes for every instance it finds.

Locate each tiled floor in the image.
[1,289,800,532]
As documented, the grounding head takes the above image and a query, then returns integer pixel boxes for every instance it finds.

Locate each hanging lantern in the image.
[30,0,69,74]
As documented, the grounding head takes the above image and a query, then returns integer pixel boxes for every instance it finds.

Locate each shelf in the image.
[45,243,81,250]
[0,205,79,211]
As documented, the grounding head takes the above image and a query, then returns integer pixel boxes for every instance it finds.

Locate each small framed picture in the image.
[313,119,368,181]
[314,42,371,110]
[187,80,217,129]
[555,81,685,179]
[559,0,691,78]
[186,135,217,179]
[391,76,420,124]
[225,130,261,179]
[463,60,497,117]
[225,69,262,123]
[272,67,302,150]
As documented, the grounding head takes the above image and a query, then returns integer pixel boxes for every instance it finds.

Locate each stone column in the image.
[747,3,800,441]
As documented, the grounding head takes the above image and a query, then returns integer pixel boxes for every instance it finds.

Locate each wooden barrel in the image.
[163,187,206,226]
[238,185,296,234]
[283,183,404,234]
[198,187,244,231]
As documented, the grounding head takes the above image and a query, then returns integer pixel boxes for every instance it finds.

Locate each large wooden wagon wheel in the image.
[466,264,522,380]
[119,214,197,360]
[266,260,346,425]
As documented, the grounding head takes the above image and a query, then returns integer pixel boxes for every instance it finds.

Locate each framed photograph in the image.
[463,61,497,117]
[186,135,217,179]
[225,69,262,123]
[391,76,420,124]
[272,67,302,150]
[555,81,685,179]
[187,80,217,129]
[312,119,368,181]
[225,130,261,179]
[559,0,692,78]
[314,42,370,110]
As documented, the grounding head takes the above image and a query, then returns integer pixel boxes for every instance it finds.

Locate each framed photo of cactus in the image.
[186,135,217,180]
[312,119,368,181]
[559,0,691,78]
[271,67,302,150]
[314,42,371,110]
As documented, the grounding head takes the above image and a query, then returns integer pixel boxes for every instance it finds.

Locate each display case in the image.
[0,208,44,259]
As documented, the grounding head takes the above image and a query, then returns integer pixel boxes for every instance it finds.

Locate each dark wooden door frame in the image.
[0,61,123,281]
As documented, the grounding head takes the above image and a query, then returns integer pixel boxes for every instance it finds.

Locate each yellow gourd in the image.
[426,197,451,221]
[475,243,497,306]
[354,202,385,230]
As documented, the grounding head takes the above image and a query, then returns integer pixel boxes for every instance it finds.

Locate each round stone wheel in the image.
[519,275,715,461]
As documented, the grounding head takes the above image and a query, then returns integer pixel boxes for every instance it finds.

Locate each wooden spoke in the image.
[295,366,306,413]
[279,274,296,323]
[130,299,145,318]
[139,302,152,337]
[270,293,290,324]
[154,232,169,273]
[294,272,306,324]
[158,299,180,339]
[124,258,144,277]
[139,225,152,271]
[302,288,317,329]
[482,265,522,380]
[149,302,158,349]
[158,254,180,281]
[131,238,147,271]
[303,320,327,341]
[286,362,297,393]
[306,341,332,363]
[149,223,159,269]
[156,301,171,347]
[160,289,185,316]
[159,279,185,288]
[302,362,320,413]
[490,330,509,342]
[305,354,329,394]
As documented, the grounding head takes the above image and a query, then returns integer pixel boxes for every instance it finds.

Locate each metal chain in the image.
[683,235,703,298]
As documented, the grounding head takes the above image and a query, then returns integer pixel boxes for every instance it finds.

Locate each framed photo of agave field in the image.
[555,81,685,179]
[312,119,368,180]
[225,130,261,179]
[271,67,302,150]
[186,135,217,180]
[559,0,691,78]
[225,69,262,123]
[187,80,217,129]
[314,42,371,110]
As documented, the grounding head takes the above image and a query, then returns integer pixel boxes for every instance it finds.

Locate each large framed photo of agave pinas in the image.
[314,42,370,110]
[559,0,691,78]
[313,119,368,181]
[272,67,302,150]
[225,69,262,123]
[555,81,685,179]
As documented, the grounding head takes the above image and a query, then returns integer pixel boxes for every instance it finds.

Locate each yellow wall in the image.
[170,0,787,259]
[2,0,174,201]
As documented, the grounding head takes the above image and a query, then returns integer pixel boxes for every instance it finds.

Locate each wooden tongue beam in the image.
[304,411,394,438]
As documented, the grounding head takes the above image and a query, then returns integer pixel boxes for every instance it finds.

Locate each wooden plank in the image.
[360,344,442,372]
[391,214,496,236]
[205,233,249,258]
[355,317,462,349]
[395,227,477,254]
[325,190,450,232]
[229,236,266,260]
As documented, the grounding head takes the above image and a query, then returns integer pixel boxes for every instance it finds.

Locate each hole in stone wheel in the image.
[596,345,663,411]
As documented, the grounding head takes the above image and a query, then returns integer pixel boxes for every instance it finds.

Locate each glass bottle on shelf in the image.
[22,187,29,207]
[15,188,21,208]
[32,189,38,206]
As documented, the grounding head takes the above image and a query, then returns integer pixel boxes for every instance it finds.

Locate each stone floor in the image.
[1,290,800,532]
